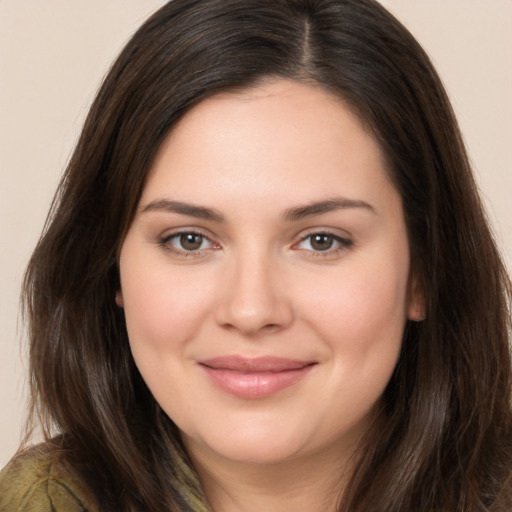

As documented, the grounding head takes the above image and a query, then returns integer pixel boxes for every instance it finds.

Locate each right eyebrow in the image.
[140,199,225,223]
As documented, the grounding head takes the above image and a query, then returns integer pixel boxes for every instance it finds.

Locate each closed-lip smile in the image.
[198,356,316,399]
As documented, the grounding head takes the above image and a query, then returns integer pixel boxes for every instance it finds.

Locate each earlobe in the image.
[407,274,426,321]
[115,290,124,308]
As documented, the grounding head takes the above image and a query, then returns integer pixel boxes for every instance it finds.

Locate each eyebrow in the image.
[140,196,375,223]
[140,199,225,222]
[282,197,375,221]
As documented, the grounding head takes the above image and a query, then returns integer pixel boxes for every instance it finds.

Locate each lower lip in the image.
[200,364,315,399]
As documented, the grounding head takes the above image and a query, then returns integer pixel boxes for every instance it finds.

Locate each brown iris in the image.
[180,233,203,251]
[310,234,335,251]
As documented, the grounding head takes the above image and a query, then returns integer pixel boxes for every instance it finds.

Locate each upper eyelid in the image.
[158,230,219,258]
[160,227,215,241]
[162,231,212,244]
[292,229,354,253]
[297,233,352,246]
[295,226,352,241]
[299,231,350,242]
[158,228,218,249]
[156,227,353,248]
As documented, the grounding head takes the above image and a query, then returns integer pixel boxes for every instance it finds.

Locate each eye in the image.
[159,231,217,254]
[295,232,352,254]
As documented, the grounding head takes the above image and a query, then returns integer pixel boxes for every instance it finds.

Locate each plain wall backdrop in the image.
[1,0,511,465]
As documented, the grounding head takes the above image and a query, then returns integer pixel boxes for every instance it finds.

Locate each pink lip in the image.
[198,356,316,399]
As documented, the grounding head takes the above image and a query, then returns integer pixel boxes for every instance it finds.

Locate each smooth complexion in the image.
[118,80,424,511]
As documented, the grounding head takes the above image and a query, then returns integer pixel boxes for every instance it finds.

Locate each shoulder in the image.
[0,441,99,512]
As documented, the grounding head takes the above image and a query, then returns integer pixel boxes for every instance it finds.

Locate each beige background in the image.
[1,1,511,466]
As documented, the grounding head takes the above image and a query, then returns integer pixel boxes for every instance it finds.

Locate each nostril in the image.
[213,267,294,334]
[260,323,281,334]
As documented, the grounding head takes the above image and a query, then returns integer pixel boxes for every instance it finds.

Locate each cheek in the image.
[119,260,220,416]
[307,260,408,329]
[302,264,408,426]
[120,258,216,356]
[300,248,410,374]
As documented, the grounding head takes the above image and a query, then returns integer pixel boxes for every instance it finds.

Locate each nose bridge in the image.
[215,241,292,335]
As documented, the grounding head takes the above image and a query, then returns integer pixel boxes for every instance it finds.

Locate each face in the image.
[118,80,423,469]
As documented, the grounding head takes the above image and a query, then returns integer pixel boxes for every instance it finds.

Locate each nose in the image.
[214,248,294,336]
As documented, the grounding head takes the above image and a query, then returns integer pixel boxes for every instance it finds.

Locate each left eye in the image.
[297,233,351,252]
[164,232,213,252]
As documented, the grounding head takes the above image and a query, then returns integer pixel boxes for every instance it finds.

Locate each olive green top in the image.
[0,444,99,512]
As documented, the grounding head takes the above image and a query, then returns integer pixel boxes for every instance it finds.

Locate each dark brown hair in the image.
[23,0,512,510]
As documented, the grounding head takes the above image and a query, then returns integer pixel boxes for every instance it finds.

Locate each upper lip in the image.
[199,356,315,373]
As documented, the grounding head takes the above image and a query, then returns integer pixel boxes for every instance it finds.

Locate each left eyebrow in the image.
[282,197,375,222]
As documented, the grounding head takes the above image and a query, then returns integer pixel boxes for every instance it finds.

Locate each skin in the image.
[118,79,424,511]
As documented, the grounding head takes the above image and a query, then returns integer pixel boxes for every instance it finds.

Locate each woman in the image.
[1,0,511,510]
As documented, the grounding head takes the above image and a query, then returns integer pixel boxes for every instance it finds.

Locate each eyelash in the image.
[157,230,353,258]
[294,232,353,257]
[158,230,218,257]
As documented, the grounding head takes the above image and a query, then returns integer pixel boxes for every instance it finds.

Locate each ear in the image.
[407,273,426,321]
[115,290,124,308]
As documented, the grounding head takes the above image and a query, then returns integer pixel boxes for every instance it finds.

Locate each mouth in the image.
[198,356,316,399]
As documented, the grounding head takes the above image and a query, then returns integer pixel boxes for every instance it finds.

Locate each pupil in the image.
[311,234,333,251]
[180,233,202,250]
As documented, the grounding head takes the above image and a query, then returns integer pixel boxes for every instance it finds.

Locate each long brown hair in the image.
[22,0,512,510]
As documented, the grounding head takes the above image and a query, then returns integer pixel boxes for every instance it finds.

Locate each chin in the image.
[182,422,312,466]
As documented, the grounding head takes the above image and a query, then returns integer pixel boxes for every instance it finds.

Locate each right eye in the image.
[159,231,217,255]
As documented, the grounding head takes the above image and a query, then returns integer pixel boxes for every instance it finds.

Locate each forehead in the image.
[141,79,396,215]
